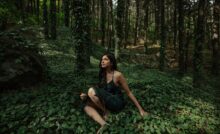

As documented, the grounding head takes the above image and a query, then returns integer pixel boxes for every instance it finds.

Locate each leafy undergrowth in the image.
[0,27,220,134]
[0,58,219,133]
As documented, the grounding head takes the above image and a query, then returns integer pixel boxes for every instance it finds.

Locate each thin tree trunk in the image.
[57,0,60,13]
[154,0,160,42]
[100,0,106,47]
[64,0,70,27]
[144,0,149,54]
[160,0,165,71]
[184,16,192,72]
[20,0,25,23]
[212,0,220,75]
[107,0,113,51]
[178,0,185,75]
[124,0,130,49]
[43,0,49,39]
[36,0,40,24]
[96,0,100,42]
[173,0,177,51]
[134,0,140,46]
[115,0,124,60]
[50,0,56,39]
[193,0,207,87]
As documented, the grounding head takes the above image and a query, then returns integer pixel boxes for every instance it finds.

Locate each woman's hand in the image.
[80,93,87,101]
[140,110,149,117]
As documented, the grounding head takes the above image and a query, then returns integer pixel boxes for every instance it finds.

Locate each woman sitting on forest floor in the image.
[80,52,149,133]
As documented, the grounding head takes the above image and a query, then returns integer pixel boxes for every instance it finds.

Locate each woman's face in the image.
[101,55,111,68]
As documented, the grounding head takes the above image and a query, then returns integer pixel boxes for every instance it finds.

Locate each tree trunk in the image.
[144,0,149,54]
[64,0,70,27]
[73,0,91,74]
[50,0,56,39]
[57,0,60,13]
[124,0,130,49]
[193,0,207,87]
[184,16,192,72]
[36,0,40,24]
[107,0,114,51]
[173,0,177,51]
[96,0,100,42]
[100,0,106,47]
[154,0,160,42]
[20,0,25,23]
[212,0,220,75]
[115,0,125,60]
[160,0,165,71]
[178,0,185,75]
[43,0,49,39]
[134,0,140,46]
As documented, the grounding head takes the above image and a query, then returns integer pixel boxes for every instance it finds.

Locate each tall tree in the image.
[43,0,49,39]
[154,0,160,42]
[57,0,61,13]
[50,0,56,39]
[144,0,149,53]
[178,0,185,75]
[115,0,125,59]
[134,0,140,46]
[107,0,114,51]
[63,0,70,27]
[36,0,40,24]
[193,0,207,87]
[73,0,91,74]
[173,0,178,50]
[160,0,166,71]
[100,0,106,47]
[124,0,130,49]
[212,0,220,75]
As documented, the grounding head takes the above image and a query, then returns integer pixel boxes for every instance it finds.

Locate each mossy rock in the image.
[0,30,47,89]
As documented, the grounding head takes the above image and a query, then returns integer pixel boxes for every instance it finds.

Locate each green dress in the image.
[94,75,126,113]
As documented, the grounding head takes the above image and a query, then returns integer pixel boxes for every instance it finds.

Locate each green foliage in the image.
[0,1,16,24]
[0,58,219,133]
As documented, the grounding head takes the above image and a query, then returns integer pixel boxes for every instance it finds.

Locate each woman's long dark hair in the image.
[98,52,117,88]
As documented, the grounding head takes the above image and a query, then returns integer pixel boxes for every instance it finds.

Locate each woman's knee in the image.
[88,87,96,97]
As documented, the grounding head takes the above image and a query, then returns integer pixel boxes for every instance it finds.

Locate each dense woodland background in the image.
[0,0,220,133]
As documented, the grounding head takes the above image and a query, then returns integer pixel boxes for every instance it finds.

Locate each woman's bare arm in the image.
[118,73,148,116]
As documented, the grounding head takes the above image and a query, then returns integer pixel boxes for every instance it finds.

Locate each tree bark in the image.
[64,0,70,27]
[193,0,208,87]
[173,0,177,51]
[178,0,185,75]
[124,0,130,49]
[73,0,91,74]
[107,0,114,51]
[134,0,140,46]
[212,0,220,75]
[160,0,166,71]
[100,0,106,47]
[43,0,49,39]
[50,0,57,39]
[154,0,160,42]
[36,0,40,24]
[144,0,149,54]
[115,0,125,60]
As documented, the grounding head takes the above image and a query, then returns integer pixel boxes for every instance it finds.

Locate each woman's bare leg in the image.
[88,87,106,112]
[84,105,107,126]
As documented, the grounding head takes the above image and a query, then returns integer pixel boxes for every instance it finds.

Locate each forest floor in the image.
[0,26,220,134]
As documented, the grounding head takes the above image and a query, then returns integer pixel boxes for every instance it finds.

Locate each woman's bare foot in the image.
[97,123,110,134]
